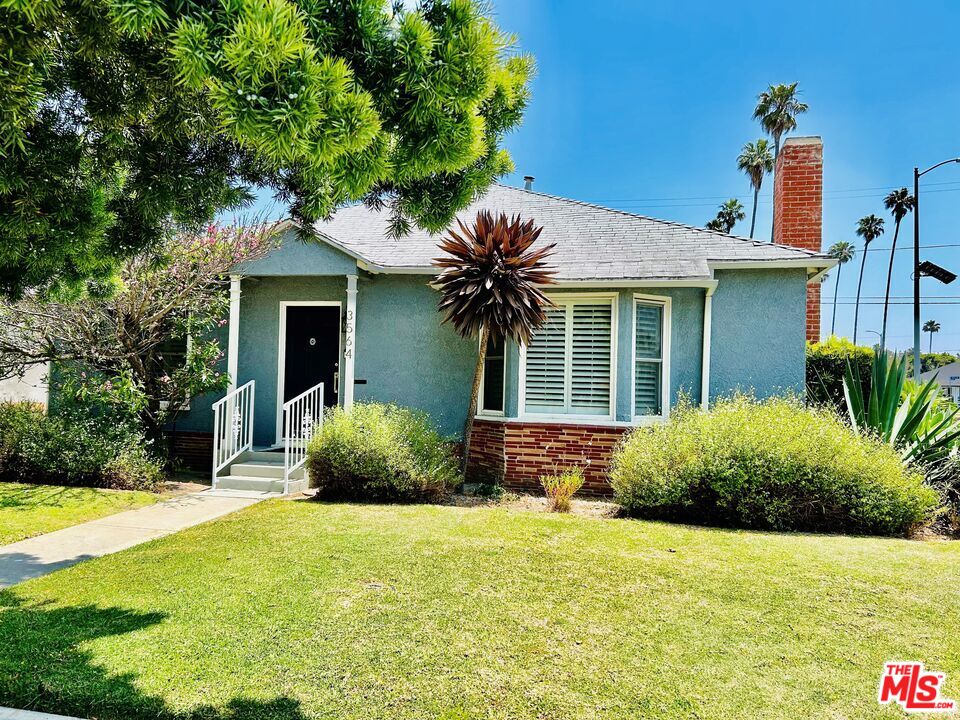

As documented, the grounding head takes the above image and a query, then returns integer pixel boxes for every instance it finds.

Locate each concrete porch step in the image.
[246,449,286,462]
[214,475,308,494]
[229,461,285,479]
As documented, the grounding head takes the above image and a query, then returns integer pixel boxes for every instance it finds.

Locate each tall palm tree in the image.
[434,211,556,474]
[880,188,917,350]
[737,139,774,238]
[827,241,855,336]
[753,82,809,160]
[753,83,809,240]
[705,198,746,233]
[923,319,941,353]
[853,214,884,345]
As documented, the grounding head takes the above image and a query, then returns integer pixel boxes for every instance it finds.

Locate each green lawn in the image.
[1,500,958,719]
[0,482,159,545]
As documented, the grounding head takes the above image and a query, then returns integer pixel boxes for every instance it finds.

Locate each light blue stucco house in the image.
[175,137,833,494]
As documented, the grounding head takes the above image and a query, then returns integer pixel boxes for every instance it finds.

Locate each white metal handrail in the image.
[283,382,324,494]
[212,380,255,487]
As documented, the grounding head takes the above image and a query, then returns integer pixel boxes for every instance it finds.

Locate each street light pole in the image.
[913,167,920,383]
[912,157,960,383]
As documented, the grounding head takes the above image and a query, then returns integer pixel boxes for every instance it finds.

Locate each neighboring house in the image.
[172,136,833,494]
[921,361,960,404]
[0,363,49,407]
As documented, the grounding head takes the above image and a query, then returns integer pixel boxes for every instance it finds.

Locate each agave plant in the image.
[434,211,557,472]
[843,349,960,464]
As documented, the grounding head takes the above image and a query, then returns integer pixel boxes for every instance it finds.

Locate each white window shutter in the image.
[570,303,612,415]
[524,306,567,413]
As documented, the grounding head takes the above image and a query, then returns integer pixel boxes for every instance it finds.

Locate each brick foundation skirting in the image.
[166,431,214,472]
[468,418,629,496]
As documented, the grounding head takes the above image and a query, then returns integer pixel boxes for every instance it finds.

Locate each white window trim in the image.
[275,300,343,445]
[632,293,671,421]
[518,292,618,422]
[477,334,506,417]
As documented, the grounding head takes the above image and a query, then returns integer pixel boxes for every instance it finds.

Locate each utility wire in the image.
[825,300,960,305]
[594,179,960,206]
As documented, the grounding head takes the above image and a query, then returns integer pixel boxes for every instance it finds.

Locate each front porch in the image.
[209,264,360,495]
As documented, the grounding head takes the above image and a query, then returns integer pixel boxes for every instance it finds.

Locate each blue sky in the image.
[251,1,960,352]
[491,0,960,353]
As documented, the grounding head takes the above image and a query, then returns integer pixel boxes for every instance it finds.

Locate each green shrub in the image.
[806,336,873,407]
[609,396,939,536]
[0,402,164,491]
[540,467,585,512]
[306,403,459,502]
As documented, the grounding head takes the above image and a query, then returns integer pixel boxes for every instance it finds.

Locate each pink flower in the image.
[103,381,113,391]
[160,375,171,384]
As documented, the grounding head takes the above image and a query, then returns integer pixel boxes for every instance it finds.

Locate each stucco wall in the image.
[354,274,476,436]
[172,266,809,446]
[709,268,808,399]
[235,229,359,276]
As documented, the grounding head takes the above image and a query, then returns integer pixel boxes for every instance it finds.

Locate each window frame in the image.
[631,293,672,421]
[477,333,506,417]
[518,292,618,422]
[158,332,193,412]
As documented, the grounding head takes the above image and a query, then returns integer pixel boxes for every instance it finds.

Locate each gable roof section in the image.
[308,184,833,282]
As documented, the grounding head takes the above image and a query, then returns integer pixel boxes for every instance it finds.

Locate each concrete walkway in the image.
[0,490,268,588]
[0,707,83,720]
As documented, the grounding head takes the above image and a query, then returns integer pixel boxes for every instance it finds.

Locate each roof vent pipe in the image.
[523,175,534,190]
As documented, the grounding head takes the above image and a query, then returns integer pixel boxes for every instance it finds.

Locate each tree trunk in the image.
[880,222,901,350]
[830,262,842,336]
[929,332,934,353]
[852,248,869,345]
[461,323,490,479]
[749,187,759,238]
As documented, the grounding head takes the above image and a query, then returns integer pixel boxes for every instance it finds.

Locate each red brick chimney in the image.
[773,136,823,342]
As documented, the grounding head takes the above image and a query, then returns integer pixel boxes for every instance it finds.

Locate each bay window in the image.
[522,296,615,418]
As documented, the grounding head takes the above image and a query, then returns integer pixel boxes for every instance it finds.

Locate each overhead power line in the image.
[825,300,960,305]
[593,180,960,210]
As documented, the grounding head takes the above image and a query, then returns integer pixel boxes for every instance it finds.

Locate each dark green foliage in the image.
[0,0,533,297]
[609,396,938,537]
[806,336,873,407]
[915,352,959,374]
[306,402,459,502]
[0,402,164,490]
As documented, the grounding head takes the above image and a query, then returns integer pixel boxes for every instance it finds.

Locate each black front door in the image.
[283,305,340,408]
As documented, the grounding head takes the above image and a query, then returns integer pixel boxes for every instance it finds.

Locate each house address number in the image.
[344,309,354,359]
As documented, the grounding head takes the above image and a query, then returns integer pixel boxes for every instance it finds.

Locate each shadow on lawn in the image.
[0,591,312,720]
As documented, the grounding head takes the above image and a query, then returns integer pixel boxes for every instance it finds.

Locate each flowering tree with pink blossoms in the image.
[0,223,278,439]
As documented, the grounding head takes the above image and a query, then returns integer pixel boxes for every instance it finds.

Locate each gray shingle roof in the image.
[312,183,832,281]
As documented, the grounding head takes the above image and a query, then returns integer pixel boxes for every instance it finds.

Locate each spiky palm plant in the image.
[880,188,917,349]
[705,198,746,234]
[923,319,941,353]
[434,211,557,473]
[827,241,855,337]
[843,349,960,465]
[853,214,885,344]
[753,82,809,240]
[737,140,774,238]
